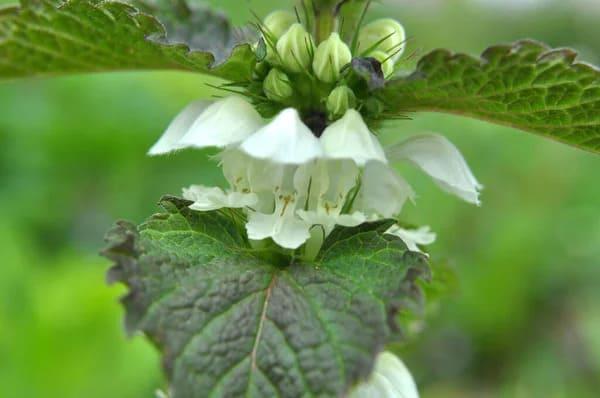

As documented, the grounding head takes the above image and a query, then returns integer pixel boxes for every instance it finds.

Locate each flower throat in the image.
[302,110,329,137]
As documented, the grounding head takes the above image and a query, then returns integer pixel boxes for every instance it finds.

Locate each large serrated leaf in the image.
[0,0,256,81]
[379,40,600,153]
[103,196,430,398]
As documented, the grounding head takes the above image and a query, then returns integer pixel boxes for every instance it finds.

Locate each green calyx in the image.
[244,6,407,132]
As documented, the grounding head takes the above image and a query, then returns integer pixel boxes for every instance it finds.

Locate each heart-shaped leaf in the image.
[103,196,430,397]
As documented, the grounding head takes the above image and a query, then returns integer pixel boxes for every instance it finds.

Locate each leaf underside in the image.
[380,40,600,153]
[0,0,256,82]
[103,196,430,398]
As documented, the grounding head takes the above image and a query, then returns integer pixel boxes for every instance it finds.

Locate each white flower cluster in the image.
[148,13,482,397]
[149,96,481,256]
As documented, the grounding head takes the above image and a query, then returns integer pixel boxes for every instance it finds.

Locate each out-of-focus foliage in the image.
[0,0,599,397]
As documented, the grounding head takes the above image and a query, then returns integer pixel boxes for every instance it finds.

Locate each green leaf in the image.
[103,196,430,397]
[379,40,600,153]
[0,0,256,82]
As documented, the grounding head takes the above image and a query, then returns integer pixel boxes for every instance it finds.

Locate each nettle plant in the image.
[2,0,600,396]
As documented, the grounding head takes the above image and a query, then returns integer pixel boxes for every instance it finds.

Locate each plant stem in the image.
[315,7,335,43]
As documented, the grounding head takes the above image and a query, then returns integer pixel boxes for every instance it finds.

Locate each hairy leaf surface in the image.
[103,196,430,398]
[380,40,600,153]
[0,0,256,81]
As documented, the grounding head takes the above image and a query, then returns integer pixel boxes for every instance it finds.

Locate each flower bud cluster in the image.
[256,11,407,122]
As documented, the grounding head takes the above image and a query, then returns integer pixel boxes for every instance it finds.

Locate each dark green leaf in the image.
[379,40,600,153]
[103,196,430,397]
[0,0,256,82]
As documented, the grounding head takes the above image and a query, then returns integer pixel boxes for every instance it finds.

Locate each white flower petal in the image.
[387,134,482,205]
[354,161,415,219]
[240,108,323,164]
[320,109,387,166]
[350,352,420,398]
[183,185,257,211]
[148,100,210,155]
[385,225,436,253]
[336,212,368,227]
[179,96,264,149]
[322,159,360,202]
[246,211,311,249]
[246,191,311,249]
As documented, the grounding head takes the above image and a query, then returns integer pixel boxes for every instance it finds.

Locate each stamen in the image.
[280,195,293,216]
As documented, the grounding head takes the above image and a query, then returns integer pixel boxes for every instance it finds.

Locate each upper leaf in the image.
[379,40,600,153]
[103,196,430,398]
[0,0,256,82]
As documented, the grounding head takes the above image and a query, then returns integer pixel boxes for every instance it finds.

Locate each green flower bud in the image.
[357,18,406,62]
[253,60,270,80]
[326,85,357,117]
[276,23,315,73]
[263,68,293,101]
[263,11,297,40]
[370,50,395,79]
[312,32,352,83]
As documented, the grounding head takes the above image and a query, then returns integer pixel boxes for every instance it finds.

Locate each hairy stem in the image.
[315,7,336,43]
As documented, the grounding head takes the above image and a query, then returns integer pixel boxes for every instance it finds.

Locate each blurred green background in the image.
[1,0,599,397]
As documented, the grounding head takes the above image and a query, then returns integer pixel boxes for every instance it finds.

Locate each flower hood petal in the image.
[387,134,482,205]
[240,108,323,164]
[320,109,387,166]
[178,96,264,149]
[349,352,419,398]
[148,100,210,156]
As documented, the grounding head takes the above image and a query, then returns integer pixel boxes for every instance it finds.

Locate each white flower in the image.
[386,134,482,205]
[386,225,436,254]
[245,163,312,249]
[350,352,419,398]
[149,96,481,253]
[296,159,365,237]
[182,185,257,211]
[178,96,264,149]
[247,197,311,249]
[148,100,210,155]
